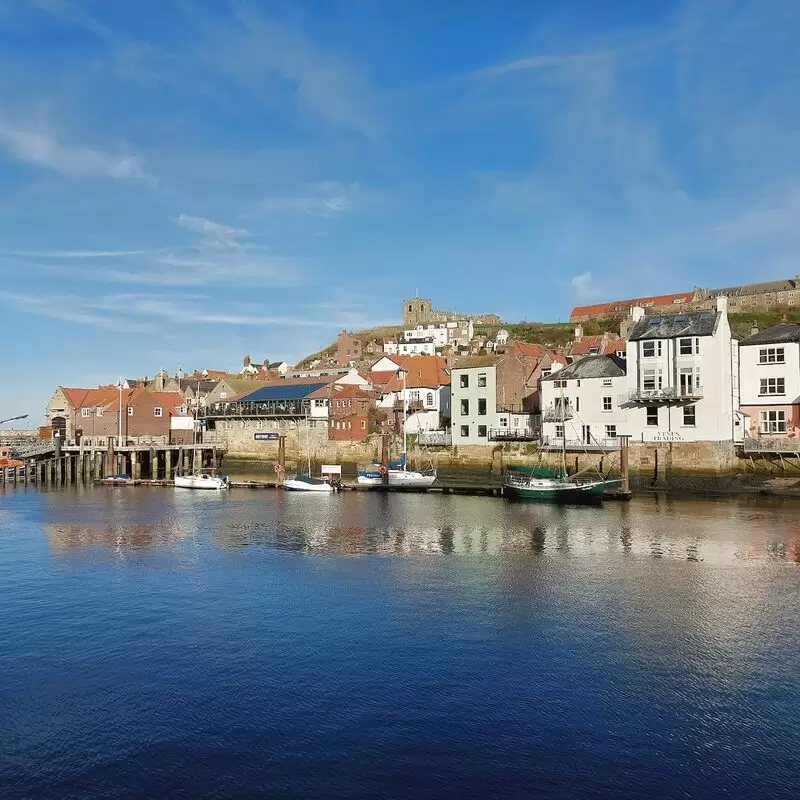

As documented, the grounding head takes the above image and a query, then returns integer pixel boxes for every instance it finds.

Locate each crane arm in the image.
[0,414,29,425]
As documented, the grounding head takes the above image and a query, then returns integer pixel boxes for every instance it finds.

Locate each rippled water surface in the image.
[1,486,799,799]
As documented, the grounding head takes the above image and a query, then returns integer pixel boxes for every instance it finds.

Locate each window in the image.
[361,420,366,429]
[178,406,186,415]
[478,398,487,416]
[575,397,580,412]
[679,338,699,356]
[541,369,551,379]
[220,392,227,399]
[154,407,163,418]
[605,425,617,439]
[760,377,785,395]
[460,374,469,388]
[602,378,612,387]
[499,417,508,427]
[478,425,487,438]
[553,380,567,388]
[759,347,785,364]
[683,405,696,426]
[478,373,487,387]
[127,406,134,416]
[314,398,326,407]
[616,350,626,359]
[555,424,564,439]
[646,406,658,426]
[460,399,469,415]
[81,408,91,418]
[760,410,787,433]
[460,425,469,437]
[643,369,656,391]
[96,407,104,417]
[410,390,420,402]
[642,341,662,357]
[426,392,435,407]
[602,396,612,411]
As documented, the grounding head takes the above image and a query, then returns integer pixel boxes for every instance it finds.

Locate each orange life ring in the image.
[274,463,284,473]
[378,464,388,476]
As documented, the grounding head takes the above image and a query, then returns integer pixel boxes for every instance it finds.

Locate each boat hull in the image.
[356,469,436,490]
[174,474,228,490]
[503,479,606,504]
[283,477,334,493]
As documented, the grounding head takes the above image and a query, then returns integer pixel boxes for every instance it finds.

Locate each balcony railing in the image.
[621,386,703,404]
[393,400,426,413]
[418,431,452,447]
[541,404,574,422]
[742,436,800,454]
[200,399,311,418]
[488,428,539,442]
[540,437,620,452]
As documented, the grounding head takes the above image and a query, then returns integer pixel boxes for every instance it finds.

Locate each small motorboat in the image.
[101,473,133,486]
[174,473,229,490]
[283,474,335,493]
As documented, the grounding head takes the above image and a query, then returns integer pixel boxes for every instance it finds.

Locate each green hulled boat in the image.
[502,470,610,504]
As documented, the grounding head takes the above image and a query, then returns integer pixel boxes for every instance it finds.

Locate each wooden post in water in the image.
[619,436,631,494]
[107,438,115,478]
[165,449,172,482]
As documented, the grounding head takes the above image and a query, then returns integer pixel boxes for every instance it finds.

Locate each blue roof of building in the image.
[237,383,328,402]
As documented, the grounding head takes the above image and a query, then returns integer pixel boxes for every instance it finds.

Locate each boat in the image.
[174,472,228,489]
[502,391,618,505]
[101,473,133,486]
[356,370,437,490]
[283,474,334,493]
[502,468,607,503]
[281,418,335,493]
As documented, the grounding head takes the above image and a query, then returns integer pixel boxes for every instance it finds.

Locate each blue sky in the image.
[1,0,799,420]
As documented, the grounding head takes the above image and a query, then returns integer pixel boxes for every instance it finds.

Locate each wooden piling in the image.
[619,436,630,494]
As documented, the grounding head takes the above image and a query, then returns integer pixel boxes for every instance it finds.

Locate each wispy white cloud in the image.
[570,271,595,298]
[253,181,360,218]
[26,0,115,41]
[173,213,250,245]
[0,119,150,181]
[0,289,379,332]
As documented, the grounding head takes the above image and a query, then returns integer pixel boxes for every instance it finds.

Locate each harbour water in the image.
[1,487,799,798]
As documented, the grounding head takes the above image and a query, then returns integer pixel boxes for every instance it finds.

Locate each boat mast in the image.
[560,387,567,479]
[402,368,408,471]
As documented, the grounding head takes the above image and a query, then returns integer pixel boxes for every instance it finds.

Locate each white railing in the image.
[418,430,452,447]
[541,437,620,451]
[742,436,800,453]
[621,386,703,403]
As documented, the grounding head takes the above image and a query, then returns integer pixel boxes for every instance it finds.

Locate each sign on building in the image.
[254,432,279,441]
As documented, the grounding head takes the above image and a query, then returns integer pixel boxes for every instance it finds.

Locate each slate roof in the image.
[541,354,627,381]
[701,278,799,298]
[740,323,800,346]
[628,310,719,341]
[451,355,503,370]
[237,383,328,402]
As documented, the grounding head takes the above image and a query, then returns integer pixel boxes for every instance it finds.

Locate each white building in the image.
[738,323,800,439]
[383,337,437,356]
[450,356,537,446]
[370,355,452,432]
[402,319,474,348]
[540,355,628,447]
[623,298,742,443]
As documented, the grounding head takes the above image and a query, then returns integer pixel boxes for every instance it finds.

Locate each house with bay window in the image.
[739,323,800,440]
[622,297,743,443]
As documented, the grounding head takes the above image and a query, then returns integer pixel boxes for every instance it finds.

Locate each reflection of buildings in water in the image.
[44,521,186,551]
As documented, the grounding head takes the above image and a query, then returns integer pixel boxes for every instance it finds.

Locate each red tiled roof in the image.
[368,370,398,388]
[571,335,625,357]
[571,292,693,320]
[62,387,120,409]
[383,355,450,391]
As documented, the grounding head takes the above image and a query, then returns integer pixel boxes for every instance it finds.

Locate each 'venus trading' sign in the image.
[253,432,279,441]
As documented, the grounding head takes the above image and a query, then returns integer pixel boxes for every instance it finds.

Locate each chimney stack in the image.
[716,296,728,313]
[243,355,251,367]
[750,324,759,336]
[574,324,584,341]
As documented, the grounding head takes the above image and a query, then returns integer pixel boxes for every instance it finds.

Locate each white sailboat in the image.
[174,382,229,490]
[283,417,334,493]
[357,370,437,490]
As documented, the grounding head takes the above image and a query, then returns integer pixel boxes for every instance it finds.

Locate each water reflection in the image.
[11,486,799,564]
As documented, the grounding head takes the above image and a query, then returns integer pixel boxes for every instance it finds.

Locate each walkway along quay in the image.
[1,436,226,486]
